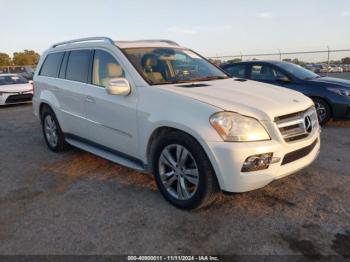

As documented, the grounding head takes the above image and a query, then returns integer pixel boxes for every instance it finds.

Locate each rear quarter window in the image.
[65,50,91,83]
[39,52,64,77]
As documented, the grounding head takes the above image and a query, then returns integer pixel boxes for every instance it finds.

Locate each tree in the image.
[209,59,222,66]
[283,58,306,66]
[227,58,242,63]
[341,57,350,64]
[0,53,12,66]
[12,50,40,66]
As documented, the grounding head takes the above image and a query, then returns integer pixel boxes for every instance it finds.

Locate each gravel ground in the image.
[0,104,349,258]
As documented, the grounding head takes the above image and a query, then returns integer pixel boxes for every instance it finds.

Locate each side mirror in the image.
[106,78,131,96]
[276,76,291,83]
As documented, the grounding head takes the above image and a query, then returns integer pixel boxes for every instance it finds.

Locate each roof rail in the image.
[52,37,114,48]
[116,39,179,46]
[155,39,179,46]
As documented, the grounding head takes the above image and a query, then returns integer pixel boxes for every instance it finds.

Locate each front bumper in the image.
[333,103,350,119]
[328,95,350,119]
[0,91,33,105]
[206,130,321,192]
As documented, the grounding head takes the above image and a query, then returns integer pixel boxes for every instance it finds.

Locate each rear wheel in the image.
[312,98,331,125]
[153,131,218,209]
[41,107,69,152]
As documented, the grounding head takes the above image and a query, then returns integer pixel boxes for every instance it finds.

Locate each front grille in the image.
[281,138,318,165]
[5,93,33,104]
[275,107,318,142]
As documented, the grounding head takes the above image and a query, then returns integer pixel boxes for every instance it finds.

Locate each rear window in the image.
[0,75,28,85]
[40,52,64,77]
[65,50,91,83]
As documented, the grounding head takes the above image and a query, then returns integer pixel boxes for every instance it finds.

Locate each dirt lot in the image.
[0,104,349,258]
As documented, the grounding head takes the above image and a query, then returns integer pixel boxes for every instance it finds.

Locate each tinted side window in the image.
[273,68,288,79]
[92,50,124,88]
[66,50,91,83]
[224,64,246,78]
[40,52,64,77]
[251,64,288,81]
[251,64,278,81]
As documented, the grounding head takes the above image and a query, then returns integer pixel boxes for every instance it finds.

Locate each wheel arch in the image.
[39,102,53,120]
[145,125,223,189]
[37,88,61,119]
[309,96,333,117]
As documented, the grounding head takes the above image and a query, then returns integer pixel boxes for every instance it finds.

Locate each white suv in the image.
[33,37,320,209]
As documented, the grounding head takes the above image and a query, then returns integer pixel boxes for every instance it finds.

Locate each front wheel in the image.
[153,132,218,209]
[312,98,331,125]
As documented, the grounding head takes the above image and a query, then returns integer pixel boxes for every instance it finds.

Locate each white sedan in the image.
[0,74,33,105]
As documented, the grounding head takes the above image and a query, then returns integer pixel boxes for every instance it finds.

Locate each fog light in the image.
[241,153,276,172]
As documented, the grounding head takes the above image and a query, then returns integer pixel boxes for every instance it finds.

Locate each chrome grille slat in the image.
[277,119,304,128]
[282,126,306,136]
[275,107,319,143]
[283,131,307,139]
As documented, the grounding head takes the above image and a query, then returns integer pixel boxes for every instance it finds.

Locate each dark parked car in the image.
[221,61,350,124]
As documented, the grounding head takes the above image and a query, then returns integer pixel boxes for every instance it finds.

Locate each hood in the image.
[159,79,313,121]
[311,77,350,89]
[0,83,32,93]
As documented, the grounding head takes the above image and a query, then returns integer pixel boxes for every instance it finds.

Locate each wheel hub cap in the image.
[44,115,58,147]
[158,144,199,200]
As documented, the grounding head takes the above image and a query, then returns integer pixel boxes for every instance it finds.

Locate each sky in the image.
[1,0,350,61]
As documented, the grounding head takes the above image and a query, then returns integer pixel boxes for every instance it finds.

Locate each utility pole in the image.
[327,46,330,76]
[278,49,282,61]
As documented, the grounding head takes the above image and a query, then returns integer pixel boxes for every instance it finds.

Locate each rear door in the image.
[84,49,138,157]
[56,49,92,139]
[222,63,247,78]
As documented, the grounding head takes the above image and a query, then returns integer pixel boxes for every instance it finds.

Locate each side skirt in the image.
[64,133,148,173]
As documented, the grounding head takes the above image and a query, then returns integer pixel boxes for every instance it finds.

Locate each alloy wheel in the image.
[158,144,199,200]
[314,102,327,122]
[44,115,58,148]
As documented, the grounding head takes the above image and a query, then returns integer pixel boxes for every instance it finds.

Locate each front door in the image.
[84,49,138,157]
[249,63,288,85]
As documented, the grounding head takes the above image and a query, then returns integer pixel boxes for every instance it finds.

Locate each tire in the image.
[312,98,331,125]
[152,131,219,209]
[41,107,69,152]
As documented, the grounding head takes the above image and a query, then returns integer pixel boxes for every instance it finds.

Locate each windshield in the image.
[123,47,228,85]
[0,75,28,86]
[279,62,319,80]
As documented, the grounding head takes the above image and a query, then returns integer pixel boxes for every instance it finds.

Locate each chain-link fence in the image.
[208,48,350,74]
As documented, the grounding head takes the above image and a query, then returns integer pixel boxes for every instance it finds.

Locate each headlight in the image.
[209,112,270,142]
[327,87,350,97]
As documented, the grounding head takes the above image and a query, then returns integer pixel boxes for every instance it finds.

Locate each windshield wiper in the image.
[149,76,228,85]
[189,76,228,82]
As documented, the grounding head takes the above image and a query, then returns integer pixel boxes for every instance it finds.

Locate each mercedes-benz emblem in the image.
[304,116,312,133]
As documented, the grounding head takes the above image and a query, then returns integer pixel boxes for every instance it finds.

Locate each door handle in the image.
[86,96,96,103]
